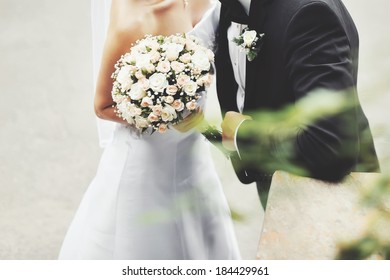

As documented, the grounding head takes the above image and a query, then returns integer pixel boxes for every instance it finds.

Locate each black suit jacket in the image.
[215,0,380,184]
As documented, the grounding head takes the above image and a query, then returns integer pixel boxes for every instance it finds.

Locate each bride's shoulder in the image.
[187,0,213,26]
[108,0,144,37]
[109,0,181,30]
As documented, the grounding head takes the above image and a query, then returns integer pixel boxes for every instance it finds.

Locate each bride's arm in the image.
[93,0,143,124]
[93,31,137,124]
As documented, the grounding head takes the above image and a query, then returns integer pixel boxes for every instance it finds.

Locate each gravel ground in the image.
[0,0,389,260]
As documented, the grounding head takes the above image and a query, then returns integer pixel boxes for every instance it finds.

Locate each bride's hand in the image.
[173,109,205,133]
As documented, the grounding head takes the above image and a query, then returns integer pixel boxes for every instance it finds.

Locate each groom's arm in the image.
[224,3,360,182]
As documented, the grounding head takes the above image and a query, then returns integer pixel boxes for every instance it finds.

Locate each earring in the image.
[184,0,189,7]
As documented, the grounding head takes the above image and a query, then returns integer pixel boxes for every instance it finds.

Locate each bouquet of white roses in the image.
[111,33,214,133]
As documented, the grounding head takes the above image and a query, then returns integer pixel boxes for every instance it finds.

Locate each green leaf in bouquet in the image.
[232,36,243,46]
[247,51,257,62]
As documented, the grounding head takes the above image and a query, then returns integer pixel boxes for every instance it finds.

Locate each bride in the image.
[59,0,241,259]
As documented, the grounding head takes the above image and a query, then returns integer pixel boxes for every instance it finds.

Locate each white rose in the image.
[120,80,133,92]
[149,73,168,93]
[129,65,137,73]
[123,54,136,64]
[166,85,178,95]
[191,50,211,71]
[170,35,180,44]
[192,68,202,76]
[117,104,135,125]
[170,61,185,73]
[117,66,133,91]
[135,70,145,80]
[158,123,168,133]
[148,39,160,52]
[150,51,161,63]
[176,74,190,86]
[196,75,207,86]
[135,37,156,53]
[141,96,153,107]
[185,38,197,51]
[186,100,198,111]
[172,100,185,111]
[196,74,213,87]
[183,81,198,96]
[147,112,159,122]
[243,30,257,47]
[125,116,135,125]
[165,43,184,61]
[127,103,142,117]
[164,96,174,104]
[112,94,128,104]
[134,41,147,53]
[135,116,149,128]
[145,63,156,73]
[171,35,186,45]
[129,83,146,100]
[138,78,150,90]
[161,105,177,122]
[135,53,152,69]
[179,53,192,63]
[116,101,128,117]
[152,105,163,116]
[156,60,171,73]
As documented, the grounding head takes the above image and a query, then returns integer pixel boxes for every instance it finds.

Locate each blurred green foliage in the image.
[337,175,390,260]
[216,89,390,259]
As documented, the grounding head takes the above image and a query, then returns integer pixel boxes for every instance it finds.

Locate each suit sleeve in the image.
[236,2,359,182]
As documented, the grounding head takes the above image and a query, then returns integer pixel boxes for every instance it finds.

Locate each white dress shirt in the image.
[190,1,251,153]
[190,1,250,113]
[230,0,251,113]
[228,23,247,113]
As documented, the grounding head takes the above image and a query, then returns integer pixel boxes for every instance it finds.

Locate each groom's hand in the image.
[221,111,252,151]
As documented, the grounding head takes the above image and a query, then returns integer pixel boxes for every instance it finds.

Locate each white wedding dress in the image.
[59,124,241,259]
[59,0,239,260]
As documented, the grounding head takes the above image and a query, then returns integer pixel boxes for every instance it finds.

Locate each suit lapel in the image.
[244,0,272,111]
[215,4,240,113]
[219,0,249,24]
[248,0,268,30]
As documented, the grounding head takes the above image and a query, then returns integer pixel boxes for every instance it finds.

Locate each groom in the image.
[193,0,380,208]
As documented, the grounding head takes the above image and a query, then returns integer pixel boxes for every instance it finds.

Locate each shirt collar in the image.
[238,0,251,15]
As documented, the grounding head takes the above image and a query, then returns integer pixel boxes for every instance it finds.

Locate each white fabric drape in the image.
[91,0,116,147]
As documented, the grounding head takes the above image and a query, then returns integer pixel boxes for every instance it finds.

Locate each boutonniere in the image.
[233,28,265,61]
